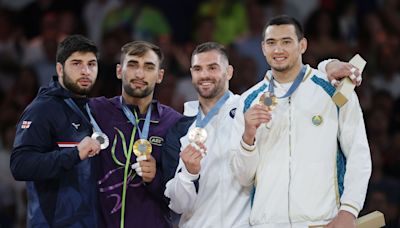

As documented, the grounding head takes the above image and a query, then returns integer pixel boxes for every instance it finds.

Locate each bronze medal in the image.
[188,127,207,144]
[259,92,277,111]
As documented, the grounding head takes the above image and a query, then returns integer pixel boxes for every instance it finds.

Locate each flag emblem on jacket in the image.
[21,121,32,129]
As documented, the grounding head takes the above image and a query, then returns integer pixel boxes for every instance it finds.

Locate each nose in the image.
[273,44,283,53]
[134,67,145,79]
[81,64,91,75]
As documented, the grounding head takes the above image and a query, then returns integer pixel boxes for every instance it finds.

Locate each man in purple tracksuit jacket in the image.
[89,41,182,228]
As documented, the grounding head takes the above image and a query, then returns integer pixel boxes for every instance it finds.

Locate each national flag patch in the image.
[21,121,32,129]
[57,142,79,148]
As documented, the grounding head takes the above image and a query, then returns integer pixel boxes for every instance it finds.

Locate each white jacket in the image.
[230,65,372,227]
[165,93,252,228]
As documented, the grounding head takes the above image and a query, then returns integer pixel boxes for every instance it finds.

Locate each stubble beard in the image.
[123,80,154,98]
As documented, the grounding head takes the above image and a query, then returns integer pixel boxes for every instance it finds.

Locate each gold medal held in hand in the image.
[188,127,207,144]
[133,139,152,157]
[259,91,277,111]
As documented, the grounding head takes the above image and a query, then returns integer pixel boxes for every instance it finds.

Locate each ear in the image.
[299,38,307,54]
[226,65,233,81]
[261,41,267,57]
[56,63,63,77]
[116,64,122,79]
[157,69,164,84]
[56,63,64,84]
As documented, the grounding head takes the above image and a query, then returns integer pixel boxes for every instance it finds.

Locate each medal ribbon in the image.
[118,96,152,228]
[119,96,152,140]
[268,65,307,98]
[64,98,93,128]
[195,91,231,128]
[85,104,105,134]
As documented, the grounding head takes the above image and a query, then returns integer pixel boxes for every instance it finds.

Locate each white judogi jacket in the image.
[230,65,372,228]
[165,92,252,228]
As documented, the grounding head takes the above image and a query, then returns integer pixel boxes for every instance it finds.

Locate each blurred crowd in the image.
[0,0,399,227]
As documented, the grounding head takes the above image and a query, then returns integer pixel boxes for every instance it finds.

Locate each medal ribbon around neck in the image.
[195,91,230,128]
[268,65,307,98]
[119,96,152,141]
[64,98,109,149]
[118,96,152,228]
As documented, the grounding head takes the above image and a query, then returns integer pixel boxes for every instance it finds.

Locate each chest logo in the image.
[149,136,164,146]
[72,122,80,129]
[312,115,323,126]
[229,108,237,119]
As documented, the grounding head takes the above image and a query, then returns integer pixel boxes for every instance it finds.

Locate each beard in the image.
[193,78,225,99]
[123,79,155,98]
[62,71,93,96]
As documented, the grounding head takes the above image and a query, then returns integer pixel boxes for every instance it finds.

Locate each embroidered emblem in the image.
[149,136,164,146]
[312,115,323,126]
[72,122,80,129]
[229,108,236,118]
[21,121,32,129]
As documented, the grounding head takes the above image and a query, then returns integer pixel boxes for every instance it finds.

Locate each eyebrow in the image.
[192,62,219,68]
[127,60,156,66]
[265,37,294,42]
[69,59,97,63]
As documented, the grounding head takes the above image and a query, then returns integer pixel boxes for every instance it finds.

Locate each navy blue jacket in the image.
[161,116,195,187]
[10,77,99,228]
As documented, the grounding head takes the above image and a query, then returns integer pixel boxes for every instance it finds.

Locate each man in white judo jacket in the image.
[230,15,371,228]
[164,42,253,228]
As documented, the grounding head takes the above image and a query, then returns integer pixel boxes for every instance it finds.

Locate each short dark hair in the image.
[120,41,164,67]
[191,42,229,64]
[56,34,98,65]
[263,15,304,41]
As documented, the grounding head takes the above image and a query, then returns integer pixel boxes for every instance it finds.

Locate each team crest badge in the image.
[312,115,323,126]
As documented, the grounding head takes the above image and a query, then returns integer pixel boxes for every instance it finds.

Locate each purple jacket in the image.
[89,96,182,228]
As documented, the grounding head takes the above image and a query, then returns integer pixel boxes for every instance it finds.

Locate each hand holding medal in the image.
[64,99,109,158]
[131,155,156,182]
[180,142,207,175]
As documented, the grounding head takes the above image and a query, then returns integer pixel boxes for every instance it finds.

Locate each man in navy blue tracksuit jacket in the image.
[10,35,102,228]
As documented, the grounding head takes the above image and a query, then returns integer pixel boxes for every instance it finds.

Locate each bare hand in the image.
[243,104,271,145]
[326,60,362,87]
[325,210,356,228]
[77,136,101,160]
[180,143,206,175]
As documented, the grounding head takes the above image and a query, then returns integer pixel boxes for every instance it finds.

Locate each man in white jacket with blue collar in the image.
[163,42,253,228]
[231,15,371,228]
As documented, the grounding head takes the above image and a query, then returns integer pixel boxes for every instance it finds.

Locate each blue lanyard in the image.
[268,65,307,98]
[85,104,104,133]
[64,98,104,133]
[119,96,152,140]
[196,91,230,128]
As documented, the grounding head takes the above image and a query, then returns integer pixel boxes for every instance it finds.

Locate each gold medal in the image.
[188,127,207,144]
[91,132,109,150]
[259,92,277,111]
[133,139,152,157]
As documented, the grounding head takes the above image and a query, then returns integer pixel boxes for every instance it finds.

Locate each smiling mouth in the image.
[273,56,287,62]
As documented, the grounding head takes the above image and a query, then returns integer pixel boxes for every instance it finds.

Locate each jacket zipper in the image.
[288,96,293,227]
